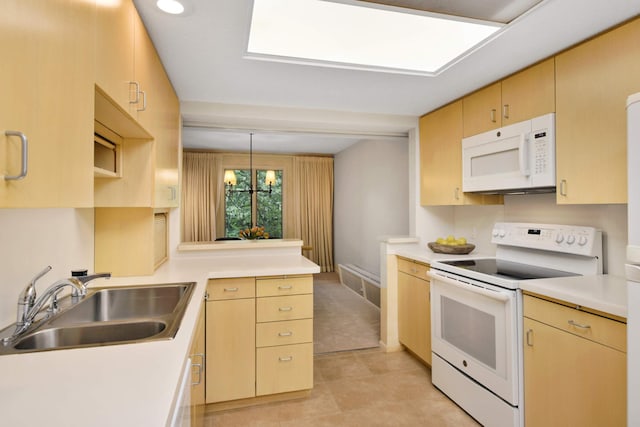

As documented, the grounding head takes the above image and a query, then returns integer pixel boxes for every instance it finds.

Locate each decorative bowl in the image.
[428,242,476,255]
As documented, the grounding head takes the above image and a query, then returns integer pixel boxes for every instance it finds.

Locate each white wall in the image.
[334,138,410,277]
[0,209,94,327]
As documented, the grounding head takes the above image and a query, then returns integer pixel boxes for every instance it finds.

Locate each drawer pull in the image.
[526,329,534,347]
[568,320,591,329]
[278,285,293,290]
[279,306,293,312]
[278,331,293,337]
[279,356,293,362]
[223,287,239,292]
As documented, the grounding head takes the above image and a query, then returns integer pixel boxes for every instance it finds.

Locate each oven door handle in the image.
[428,271,511,302]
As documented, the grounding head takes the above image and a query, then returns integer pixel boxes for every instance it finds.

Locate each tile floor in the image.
[203,273,479,426]
[203,348,479,426]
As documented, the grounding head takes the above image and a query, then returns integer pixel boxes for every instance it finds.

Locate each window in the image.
[224,169,283,238]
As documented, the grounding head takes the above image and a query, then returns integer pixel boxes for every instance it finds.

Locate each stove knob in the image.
[492,229,499,237]
[555,233,564,244]
[566,235,576,245]
[578,235,588,246]
[499,230,506,238]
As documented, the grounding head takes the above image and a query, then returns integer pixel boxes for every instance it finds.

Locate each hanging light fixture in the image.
[224,133,276,196]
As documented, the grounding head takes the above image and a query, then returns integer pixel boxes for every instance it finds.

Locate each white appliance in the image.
[462,113,555,194]
[626,92,640,426]
[429,222,602,427]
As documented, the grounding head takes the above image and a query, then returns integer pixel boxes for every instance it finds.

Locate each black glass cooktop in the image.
[439,258,578,281]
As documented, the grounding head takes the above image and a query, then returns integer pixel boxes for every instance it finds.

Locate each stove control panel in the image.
[491,222,602,257]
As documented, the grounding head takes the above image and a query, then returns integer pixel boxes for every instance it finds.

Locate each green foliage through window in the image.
[224,169,283,238]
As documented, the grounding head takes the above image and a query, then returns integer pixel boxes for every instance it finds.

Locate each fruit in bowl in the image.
[436,235,467,246]
[428,236,475,254]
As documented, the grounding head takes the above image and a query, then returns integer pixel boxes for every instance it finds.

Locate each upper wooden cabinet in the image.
[420,101,502,206]
[462,58,555,137]
[0,0,95,208]
[555,18,640,204]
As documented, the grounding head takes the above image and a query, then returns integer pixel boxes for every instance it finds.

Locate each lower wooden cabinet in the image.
[397,257,431,365]
[205,275,314,406]
[189,304,206,427]
[523,294,626,426]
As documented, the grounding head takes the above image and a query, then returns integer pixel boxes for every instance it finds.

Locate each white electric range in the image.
[428,222,602,427]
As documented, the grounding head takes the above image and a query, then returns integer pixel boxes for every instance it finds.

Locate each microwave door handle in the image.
[519,133,530,177]
[427,272,510,302]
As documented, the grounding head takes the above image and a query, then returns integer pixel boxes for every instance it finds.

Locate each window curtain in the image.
[181,152,224,242]
[292,157,334,272]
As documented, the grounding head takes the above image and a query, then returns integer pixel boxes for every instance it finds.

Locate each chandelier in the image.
[223,133,276,196]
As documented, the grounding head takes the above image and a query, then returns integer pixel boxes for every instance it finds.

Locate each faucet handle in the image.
[20,265,52,303]
[72,272,111,285]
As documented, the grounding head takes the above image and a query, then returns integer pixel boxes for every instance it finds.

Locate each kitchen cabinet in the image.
[0,0,95,208]
[190,304,206,427]
[205,275,314,407]
[523,294,626,426]
[462,58,555,137]
[419,101,502,206]
[397,257,431,365]
[555,17,640,204]
[205,278,256,403]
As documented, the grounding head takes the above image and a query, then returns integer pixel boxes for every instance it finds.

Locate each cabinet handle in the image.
[279,306,293,312]
[191,353,205,385]
[503,104,510,119]
[129,81,140,104]
[3,130,28,180]
[560,179,568,196]
[454,187,460,200]
[279,356,293,362]
[223,287,239,292]
[490,109,497,123]
[526,329,534,347]
[568,320,591,329]
[278,285,293,290]
[169,186,176,201]
[137,90,147,112]
[278,331,293,337]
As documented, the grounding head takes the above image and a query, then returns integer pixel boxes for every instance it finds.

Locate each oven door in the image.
[429,270,519,405]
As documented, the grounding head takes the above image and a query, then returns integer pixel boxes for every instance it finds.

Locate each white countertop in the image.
[0,254,319,427]
[520,274,628,319]
[387,241,490,264]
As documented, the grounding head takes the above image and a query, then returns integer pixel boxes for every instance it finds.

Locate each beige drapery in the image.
[181,152,224,242]
[292,157,334,273]
[181,152,334,272]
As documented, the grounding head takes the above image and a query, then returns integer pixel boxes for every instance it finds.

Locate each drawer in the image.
[523,294,627,352]
[256,343,313,396]
[397,257,430,279]
[256,275,313,297]
[256,319,313,347]
[256,294,313,322]
[207,277,255,300]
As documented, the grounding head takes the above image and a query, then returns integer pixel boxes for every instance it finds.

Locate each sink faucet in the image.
[2,270,112,344]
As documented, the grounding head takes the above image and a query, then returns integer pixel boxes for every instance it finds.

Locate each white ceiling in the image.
[133,0,640,153]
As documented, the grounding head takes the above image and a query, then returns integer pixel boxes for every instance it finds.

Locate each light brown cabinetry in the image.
[555,18,640,204]
[190,304,206,427]
[419,101,502,206]
[205,278,256,403]
[0,0,95,207]
[397,257,431,365]
[462,58,555,137]
[523,294,626,426]
[205,275,314,406]
[255,275,314,396]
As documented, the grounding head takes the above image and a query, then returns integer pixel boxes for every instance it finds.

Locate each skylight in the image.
[247,0,504,75]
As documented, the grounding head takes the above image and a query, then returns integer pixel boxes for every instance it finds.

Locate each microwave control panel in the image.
[529,114,556,186]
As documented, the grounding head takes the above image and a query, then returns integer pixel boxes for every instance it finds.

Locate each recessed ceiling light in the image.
[247,0,504,75]
[157,0,185,15]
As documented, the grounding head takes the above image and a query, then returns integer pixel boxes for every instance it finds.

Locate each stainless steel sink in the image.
[0,282,196,354]
[14,320,167,350]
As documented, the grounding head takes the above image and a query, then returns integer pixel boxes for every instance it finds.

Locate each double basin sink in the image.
[0,282,196,354]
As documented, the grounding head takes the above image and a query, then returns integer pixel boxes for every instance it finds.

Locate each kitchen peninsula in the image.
[0,239,319,427]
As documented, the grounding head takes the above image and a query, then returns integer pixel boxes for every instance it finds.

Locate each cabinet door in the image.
[555,18,640,204]
[95,0,135,112]
[256,343,313,396]
[190,304,206,427]
[523,317,626,426]
[420,101,500,206]
[462,82,502,137]
[501,58,555,126]
[397,271,431,365]
[0,0,94,207]
[206,298,256,403]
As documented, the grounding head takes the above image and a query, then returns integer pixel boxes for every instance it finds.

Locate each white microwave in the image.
[462,113,555,194]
